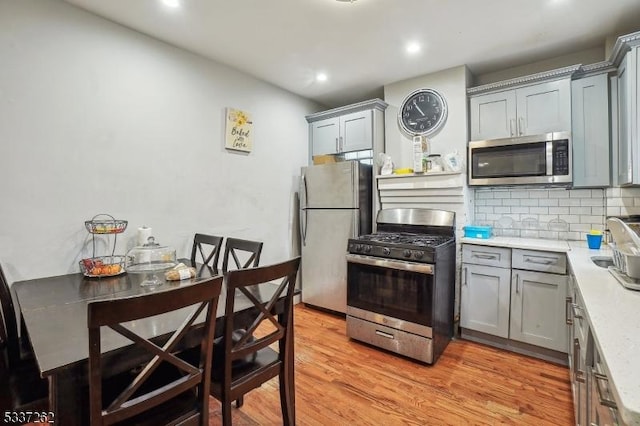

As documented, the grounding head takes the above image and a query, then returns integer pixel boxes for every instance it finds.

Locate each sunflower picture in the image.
[225,107,253,152]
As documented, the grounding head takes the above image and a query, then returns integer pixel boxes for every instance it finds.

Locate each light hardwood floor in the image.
[208,304,574,425]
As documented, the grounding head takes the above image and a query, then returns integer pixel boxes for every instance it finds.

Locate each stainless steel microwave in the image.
[468,132,572,186]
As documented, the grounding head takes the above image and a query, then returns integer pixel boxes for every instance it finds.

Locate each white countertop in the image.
[461,237,640,425]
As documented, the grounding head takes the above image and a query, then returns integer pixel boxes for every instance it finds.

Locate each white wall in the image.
[383,65,469,170]
[0,0,320,282]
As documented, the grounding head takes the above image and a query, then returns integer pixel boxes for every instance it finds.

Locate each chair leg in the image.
[279,371,294,426]
[222,394,233,426]
[235,396,244,408]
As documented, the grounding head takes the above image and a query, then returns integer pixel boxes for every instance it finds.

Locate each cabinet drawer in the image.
[512,249,566,274]
[462,245,511,268]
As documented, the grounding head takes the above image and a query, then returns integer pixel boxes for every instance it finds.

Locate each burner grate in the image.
[357,232,453,248]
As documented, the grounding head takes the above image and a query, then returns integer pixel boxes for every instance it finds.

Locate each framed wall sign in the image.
[225,108,253,153]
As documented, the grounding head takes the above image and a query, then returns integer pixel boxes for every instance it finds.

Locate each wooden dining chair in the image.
[87,275,223,426]
[0,263,48,411]
[210,256,300,426]
[221,238,263,273]
[191,233,224,271]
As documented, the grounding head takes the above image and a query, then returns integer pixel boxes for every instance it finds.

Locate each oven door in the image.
[346,254,434,328]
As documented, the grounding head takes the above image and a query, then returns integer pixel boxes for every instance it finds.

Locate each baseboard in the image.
[460,328,568,366]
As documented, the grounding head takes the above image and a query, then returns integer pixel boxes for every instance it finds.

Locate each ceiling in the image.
[63,0,640,109]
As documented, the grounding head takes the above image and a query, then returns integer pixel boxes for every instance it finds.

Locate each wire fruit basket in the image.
[80,214,128,278]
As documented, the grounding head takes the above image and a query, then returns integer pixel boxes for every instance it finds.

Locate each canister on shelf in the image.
[426,154,443,173]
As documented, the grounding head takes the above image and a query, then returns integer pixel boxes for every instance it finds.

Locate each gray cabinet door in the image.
[311,117,340,156]
[341,110,373,153]
[516,80,572,136]
[469,90,517,140]
[572,74,611,188]
[510,269,568,352]
[460,263,511,338]
[616,48,639,185]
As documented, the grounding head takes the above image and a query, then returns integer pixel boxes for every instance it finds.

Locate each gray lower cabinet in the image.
[460,263,511,338]
[509,269,568,352]
[590,347,621,425]
[461,244,569,358]
[568,273,590,426]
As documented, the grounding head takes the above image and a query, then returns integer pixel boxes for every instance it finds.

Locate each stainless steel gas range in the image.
[345,208,456,364]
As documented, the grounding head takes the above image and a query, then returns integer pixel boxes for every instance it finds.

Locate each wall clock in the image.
[398,88,448,137]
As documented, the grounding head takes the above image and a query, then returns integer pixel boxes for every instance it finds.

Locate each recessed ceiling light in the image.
[336,0,357,2]
[406,42,421,54]
[162,0,180,8]
[316,73,328,82]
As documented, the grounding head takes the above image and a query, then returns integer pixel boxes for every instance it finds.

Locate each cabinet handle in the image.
[509,119,516,137]
[463,267,468,286]
[573,339,585,383]
[335,137,339,153]
[339,136,344,152]
[594,372,617,409]
[515,274,520,294]
[524,257,555,265]
[571,303,583,320]
[473,253,498,260]
[518,117,524,135]
[565,296,573,325]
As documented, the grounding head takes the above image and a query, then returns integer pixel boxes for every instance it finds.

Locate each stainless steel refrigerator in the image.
[299,161,372,314]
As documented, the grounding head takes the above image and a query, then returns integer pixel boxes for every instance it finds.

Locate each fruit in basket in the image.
[82,258,94,270]
[90,266,103,275]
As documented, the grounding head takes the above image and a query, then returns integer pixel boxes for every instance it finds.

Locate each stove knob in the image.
[364,245,372,253]
[403,249,412,258]
[355,244,363,252]
[414,251,425,260]
[383,247,391,256]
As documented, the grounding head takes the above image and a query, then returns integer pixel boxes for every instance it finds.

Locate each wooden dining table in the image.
[12,259,296,425]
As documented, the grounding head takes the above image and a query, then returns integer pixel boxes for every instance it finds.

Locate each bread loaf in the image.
[164,266,196,281]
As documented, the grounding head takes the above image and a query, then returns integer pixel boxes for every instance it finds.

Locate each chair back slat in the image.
[191,234,224,271]
[222,257,300,387]
[88,276,223,426]
[221,238,263,273]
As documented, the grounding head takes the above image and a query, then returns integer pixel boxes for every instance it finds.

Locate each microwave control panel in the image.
[552,140,570,175]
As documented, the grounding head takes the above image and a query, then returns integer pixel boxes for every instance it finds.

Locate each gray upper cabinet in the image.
[306,99,387,160]
[616,45,639,185]
[469,79,572,141]
[310,117,340,156]
[310,110,372,156]
[571,74,611,188]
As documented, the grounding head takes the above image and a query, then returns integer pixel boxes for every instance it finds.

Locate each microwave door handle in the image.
[546,141,554,176]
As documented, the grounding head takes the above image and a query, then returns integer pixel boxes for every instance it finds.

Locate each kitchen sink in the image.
[591,256,614,268]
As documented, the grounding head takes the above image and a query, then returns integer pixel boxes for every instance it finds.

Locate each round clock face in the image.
[398,88,448,136]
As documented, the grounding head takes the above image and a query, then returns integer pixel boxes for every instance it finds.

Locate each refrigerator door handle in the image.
[300,174,308,245]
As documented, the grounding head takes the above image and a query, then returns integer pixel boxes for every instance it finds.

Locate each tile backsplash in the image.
[473,187,606,241]
[473,187,640,241]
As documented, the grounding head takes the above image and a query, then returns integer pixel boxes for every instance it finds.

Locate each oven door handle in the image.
[346,254,434,274]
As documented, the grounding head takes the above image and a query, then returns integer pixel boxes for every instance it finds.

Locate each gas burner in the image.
[357,232,453,248]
